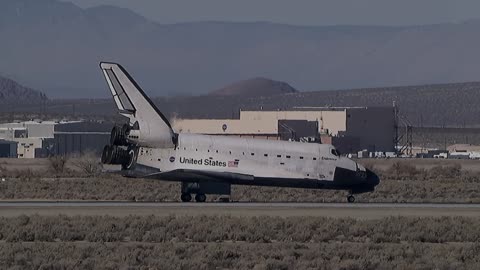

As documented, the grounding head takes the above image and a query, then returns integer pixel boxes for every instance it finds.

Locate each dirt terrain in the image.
[1,158,480,269]
[1,157,480,203]
[0,202,479,219]
[358,158,480,172]
[1,215,479,269]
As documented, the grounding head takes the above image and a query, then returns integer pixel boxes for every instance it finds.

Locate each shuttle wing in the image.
[124,169,254,183]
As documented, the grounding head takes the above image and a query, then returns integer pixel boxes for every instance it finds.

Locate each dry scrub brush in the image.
[375,162,464,181]
[1,215,479,244]
[48,155,68,175]
[0,160,479,203]
[1,171,480,202]
[0,176,180,201]
[70,151,103,177]
[0,153,104,179]
[0,165,37,181]
[1,215,480,269]
[1,242,479,270]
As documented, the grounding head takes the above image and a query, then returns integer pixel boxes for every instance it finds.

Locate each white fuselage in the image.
[99,62,379,202]
[135,133,360,182]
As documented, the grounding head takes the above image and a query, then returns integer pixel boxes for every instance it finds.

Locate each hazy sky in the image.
[65,0,480,26]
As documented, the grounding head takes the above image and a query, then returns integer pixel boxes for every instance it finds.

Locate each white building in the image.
[0,120,112,158]
[172,107,395,153]
[0,121,55,158]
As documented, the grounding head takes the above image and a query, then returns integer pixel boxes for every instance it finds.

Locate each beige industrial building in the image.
[172,107,395,153]
[0,121,55,158]
[0,121,111,158]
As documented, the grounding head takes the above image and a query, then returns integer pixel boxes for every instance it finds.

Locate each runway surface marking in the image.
[0,202,479,218]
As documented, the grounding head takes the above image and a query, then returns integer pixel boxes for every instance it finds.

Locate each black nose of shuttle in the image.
[366,169,380,186]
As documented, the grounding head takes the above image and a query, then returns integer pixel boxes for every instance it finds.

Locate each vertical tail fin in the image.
[100,62,176,148]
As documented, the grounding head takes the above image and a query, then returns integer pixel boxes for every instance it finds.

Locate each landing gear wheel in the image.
[195,194,207,203]
[347,195,355,203]
[181,193,192,202]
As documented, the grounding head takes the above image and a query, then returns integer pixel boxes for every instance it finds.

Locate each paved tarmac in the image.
[0,202,479,218]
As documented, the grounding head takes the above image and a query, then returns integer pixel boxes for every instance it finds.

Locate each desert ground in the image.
[1,157,479,269]
[0,215,479,269]
[0,202,480,219]
[1,157,479,203]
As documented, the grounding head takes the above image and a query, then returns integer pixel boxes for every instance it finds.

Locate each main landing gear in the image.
[180,182,231,203]
[195,193,207,203]
[180,193,192,202]
[181,193,207,202]
[347,194,355,203]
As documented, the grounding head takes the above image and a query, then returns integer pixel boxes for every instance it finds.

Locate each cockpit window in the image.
[331,149,340,156]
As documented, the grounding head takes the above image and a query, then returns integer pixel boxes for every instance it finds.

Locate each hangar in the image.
[172,107,395,154]
[0,121,111,158]
[0,140,17,158]
[0,107,395,157]
[0,121,55,158]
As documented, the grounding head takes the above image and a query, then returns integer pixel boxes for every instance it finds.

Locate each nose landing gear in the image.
[347,194,355,203]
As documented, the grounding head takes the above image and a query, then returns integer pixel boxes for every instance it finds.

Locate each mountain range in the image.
[209,77,298,97]
[1,0,480,98]
[0,75,47,105]
[3,80,476,128]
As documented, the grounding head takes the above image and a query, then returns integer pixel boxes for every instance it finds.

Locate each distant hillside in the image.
[153,81,480,128]
[1,0,480,98]
[5,81,480,128]
[209,77,298,97]
[0,76,47,104]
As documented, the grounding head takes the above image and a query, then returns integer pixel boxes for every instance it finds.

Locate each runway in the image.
[0,202,479,218]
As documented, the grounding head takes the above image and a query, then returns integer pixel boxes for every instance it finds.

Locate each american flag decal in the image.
[228,159,239,168]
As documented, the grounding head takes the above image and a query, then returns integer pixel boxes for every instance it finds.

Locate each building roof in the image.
[0,139,18,145]
[447,144,480,152]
